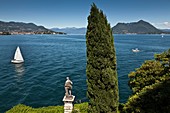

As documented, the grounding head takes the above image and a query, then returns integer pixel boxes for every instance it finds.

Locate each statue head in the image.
[66,77,69,80]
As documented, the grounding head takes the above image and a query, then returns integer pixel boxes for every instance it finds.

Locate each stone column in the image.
[63,95,75,113]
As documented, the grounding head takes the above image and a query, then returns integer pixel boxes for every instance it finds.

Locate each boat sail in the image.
[11,46,24,63]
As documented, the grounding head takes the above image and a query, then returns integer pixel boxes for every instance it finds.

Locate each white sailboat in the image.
[11,46,24,64]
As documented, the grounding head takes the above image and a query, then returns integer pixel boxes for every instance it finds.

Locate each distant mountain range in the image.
[0,21,65,35]
[52,20,170,34]
[161,29,170,32]
[51,27,86,34]
[1,20,170,35]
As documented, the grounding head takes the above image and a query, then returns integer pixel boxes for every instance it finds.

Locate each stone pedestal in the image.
[63,95,75,113]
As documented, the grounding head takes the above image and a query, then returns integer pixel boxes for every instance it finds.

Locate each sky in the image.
[0,0,170,29]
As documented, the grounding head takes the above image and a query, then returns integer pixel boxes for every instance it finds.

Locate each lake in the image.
[0,34,170,112]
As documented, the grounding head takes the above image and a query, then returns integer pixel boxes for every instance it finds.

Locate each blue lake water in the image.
[0,34,170,112]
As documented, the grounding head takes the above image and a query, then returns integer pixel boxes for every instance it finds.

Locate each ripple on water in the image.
[1,34,170,112]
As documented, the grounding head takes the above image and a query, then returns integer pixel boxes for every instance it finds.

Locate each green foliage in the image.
[129,49,170,94]
[122,79,170,113]
[128,60,165,93]
[6,103,88,113]
[86,3,118,113]
[6,104,64,113]
[155,49,170,69]
[72,102,88,113]
[123,49,170,113]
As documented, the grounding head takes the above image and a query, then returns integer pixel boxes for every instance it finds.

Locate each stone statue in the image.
[65,77,73,96]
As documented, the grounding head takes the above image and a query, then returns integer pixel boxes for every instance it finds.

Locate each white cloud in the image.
[154,22,170,29]
[163,22,170,27]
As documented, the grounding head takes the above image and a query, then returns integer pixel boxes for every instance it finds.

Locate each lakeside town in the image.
[0,21,66,35]
[0,31,66,35]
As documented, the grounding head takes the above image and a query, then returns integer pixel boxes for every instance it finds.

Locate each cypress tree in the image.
[86,3,119,113]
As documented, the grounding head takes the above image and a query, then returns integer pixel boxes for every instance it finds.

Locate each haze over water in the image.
[0,34,170,112]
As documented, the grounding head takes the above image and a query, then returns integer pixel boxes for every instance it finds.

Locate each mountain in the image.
[161,29,170,32]
[51,27,86,34]
[52,20,170,35]
[0,21,65,35]
[112,20,166,34]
